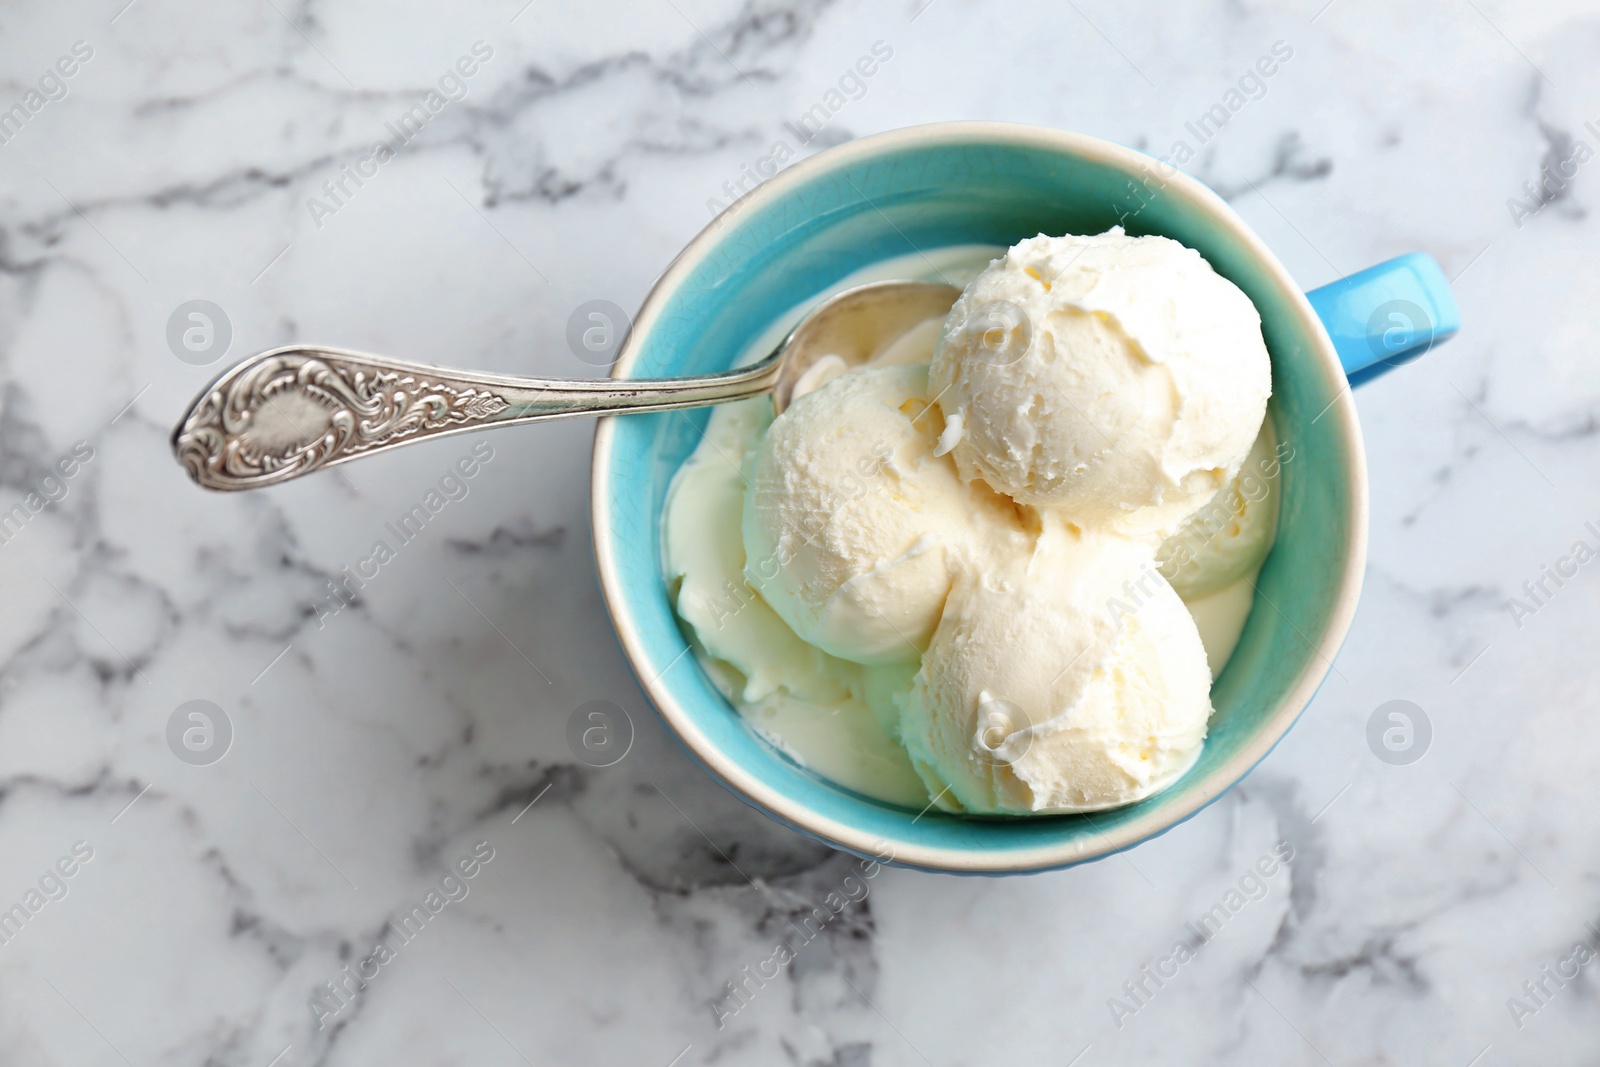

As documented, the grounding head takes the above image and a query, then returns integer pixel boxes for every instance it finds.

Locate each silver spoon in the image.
[172,280,961,491]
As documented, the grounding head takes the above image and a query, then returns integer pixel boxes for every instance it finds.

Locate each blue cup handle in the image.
[1304,253,1461,388]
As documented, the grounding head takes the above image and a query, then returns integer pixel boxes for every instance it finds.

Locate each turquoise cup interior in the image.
[591,122,1371,873]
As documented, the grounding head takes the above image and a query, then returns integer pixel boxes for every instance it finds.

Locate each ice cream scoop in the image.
[899,522,1213,814]
[928,229,1272,534]
[742,363,1023,665]
[1158,417,1285,598]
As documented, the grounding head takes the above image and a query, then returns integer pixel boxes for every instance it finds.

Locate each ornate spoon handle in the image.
[172,346,780,491]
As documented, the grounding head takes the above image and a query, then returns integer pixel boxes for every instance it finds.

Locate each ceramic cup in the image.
[590,122,1459,874]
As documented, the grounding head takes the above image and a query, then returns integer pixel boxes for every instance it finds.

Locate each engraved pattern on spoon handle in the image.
[172,346,780,491]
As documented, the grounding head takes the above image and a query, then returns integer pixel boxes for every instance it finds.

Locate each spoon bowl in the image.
[771,280,960,413]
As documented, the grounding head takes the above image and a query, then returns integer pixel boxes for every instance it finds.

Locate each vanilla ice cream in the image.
[898,521,1213,814]
[1158,416,1284,598]
[663,236,1277,817]
[929,229,1272,534]
[742,362,1023,665]
[664,392,932,807]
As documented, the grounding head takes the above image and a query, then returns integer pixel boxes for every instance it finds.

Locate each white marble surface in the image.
[0,0,1597,1062]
